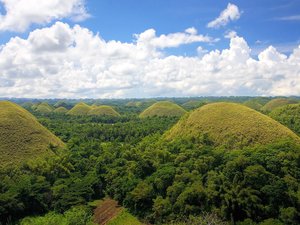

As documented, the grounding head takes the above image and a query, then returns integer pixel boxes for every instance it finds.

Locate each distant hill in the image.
[182,100,206,110]
[67,102,91,116]
[269,104,300,136]
[88,105,120,117]
[261,98,298,112]
[0,101,65,167]
[165,102,300,149]
[35,102,53,113]
[139,101,186,118]
[53,106,68,114]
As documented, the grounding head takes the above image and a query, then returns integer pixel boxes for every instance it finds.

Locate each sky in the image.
[0,0,300,98]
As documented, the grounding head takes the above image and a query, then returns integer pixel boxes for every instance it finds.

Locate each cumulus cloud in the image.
[207,3,241,28]
[0,0,89,32]
[0,22,299,98]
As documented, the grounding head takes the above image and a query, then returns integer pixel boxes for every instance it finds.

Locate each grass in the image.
[0,101,65,167]
[53,107,68,114]
[165,102,300,149]
[87,105,120,117]
[35,102,53,113]
[261,98,298,112]
[107,210,143,225]
[182,100,207,110]
[139,101,186,118]
[67,102,92,116]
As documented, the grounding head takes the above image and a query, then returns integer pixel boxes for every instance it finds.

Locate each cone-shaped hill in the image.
[54,106,68,114]
[0,101,65,167]
[164,102,300,149]
[261,98,298,112]
[35,102,53,113]
[88,105,120,117]
[67,102,91,116]
[182,100,206,110]
[139,101,186,118]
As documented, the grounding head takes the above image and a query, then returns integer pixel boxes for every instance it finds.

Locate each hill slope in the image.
[35,102,53,113]
[165,102,300,148]
[269,104,300,136]
[139,101,186,118]
[0,101,65,167]
[88,105,120,117]
[261,98,298,112]
[54,106,68,114]
[67,102,91,116]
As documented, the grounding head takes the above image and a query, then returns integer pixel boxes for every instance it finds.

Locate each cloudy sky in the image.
[0,0,300,98]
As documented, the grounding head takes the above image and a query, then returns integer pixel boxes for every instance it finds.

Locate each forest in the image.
[0,97,300,225]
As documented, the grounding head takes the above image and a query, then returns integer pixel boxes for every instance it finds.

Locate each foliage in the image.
[53,107,68,114]
[67,102,92,115]
[106,210,142,225]
[261,98,298,112]
[88,105,120,117]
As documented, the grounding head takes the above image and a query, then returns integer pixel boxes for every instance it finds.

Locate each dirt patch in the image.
[93,198,123,225]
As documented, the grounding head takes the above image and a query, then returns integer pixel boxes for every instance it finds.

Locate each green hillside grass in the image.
[107,210,142,225]
[139,101,186,118]
[35,102,53,113]
[53,106,68,114]
[269,103,300,135]
[88,105,120,117]
[67,102,91,116]
[0,101,65,167]
[261,98,298,112]
[165,102,300,149]
[243,100,263,110]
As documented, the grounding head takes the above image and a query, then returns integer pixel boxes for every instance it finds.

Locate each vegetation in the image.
[35,102,53,114]
[269,104,300,135]
[0,98,300,225]
[182,100,207,111]
[140,101,186,118]
[261,98,298,112]
[0,101,65,167]
[165,102,300,148]
[54,107,69,114]
[67,102,92,116]
[87,105,120,117]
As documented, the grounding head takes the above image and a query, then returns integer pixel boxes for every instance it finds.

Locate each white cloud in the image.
[0,0,89,32]
[207,3,241,28]
[0,22,300,98]
[276,15,300,21]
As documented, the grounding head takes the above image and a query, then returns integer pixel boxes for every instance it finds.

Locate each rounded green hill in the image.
[269,104,300,135]
[165,102,300,149]
[35,102,53,113]
[0,101,65,167]
[243,99,263,110]
[182,100,206,110]
[54,106,68,114]
[67,102,91,116]
[88,105,120,117]
[139,101,186,118]
[261,98,298,112]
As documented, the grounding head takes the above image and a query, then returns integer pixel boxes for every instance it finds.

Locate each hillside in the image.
[165,102,300,148]
[67,102,91,116]
[53,106,68,114]
[139,101,186,118]
[261,98,298,112]
[0,101,65,167]
[35,102,53,113]
[88,105,120,117]
[269,104,300,136]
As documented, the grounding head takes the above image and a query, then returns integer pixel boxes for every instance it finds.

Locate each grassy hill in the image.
[139,101,186,118]
[53,106,68,114]
[88,105,120,117]
[67,102,91,116]
[165,102,300,148]
[269,104,300,136]
[0,101,65,167]
[35,102,53,113]
[261,98,298,112]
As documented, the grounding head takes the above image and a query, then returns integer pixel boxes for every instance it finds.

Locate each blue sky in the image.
[0,0,300,98]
